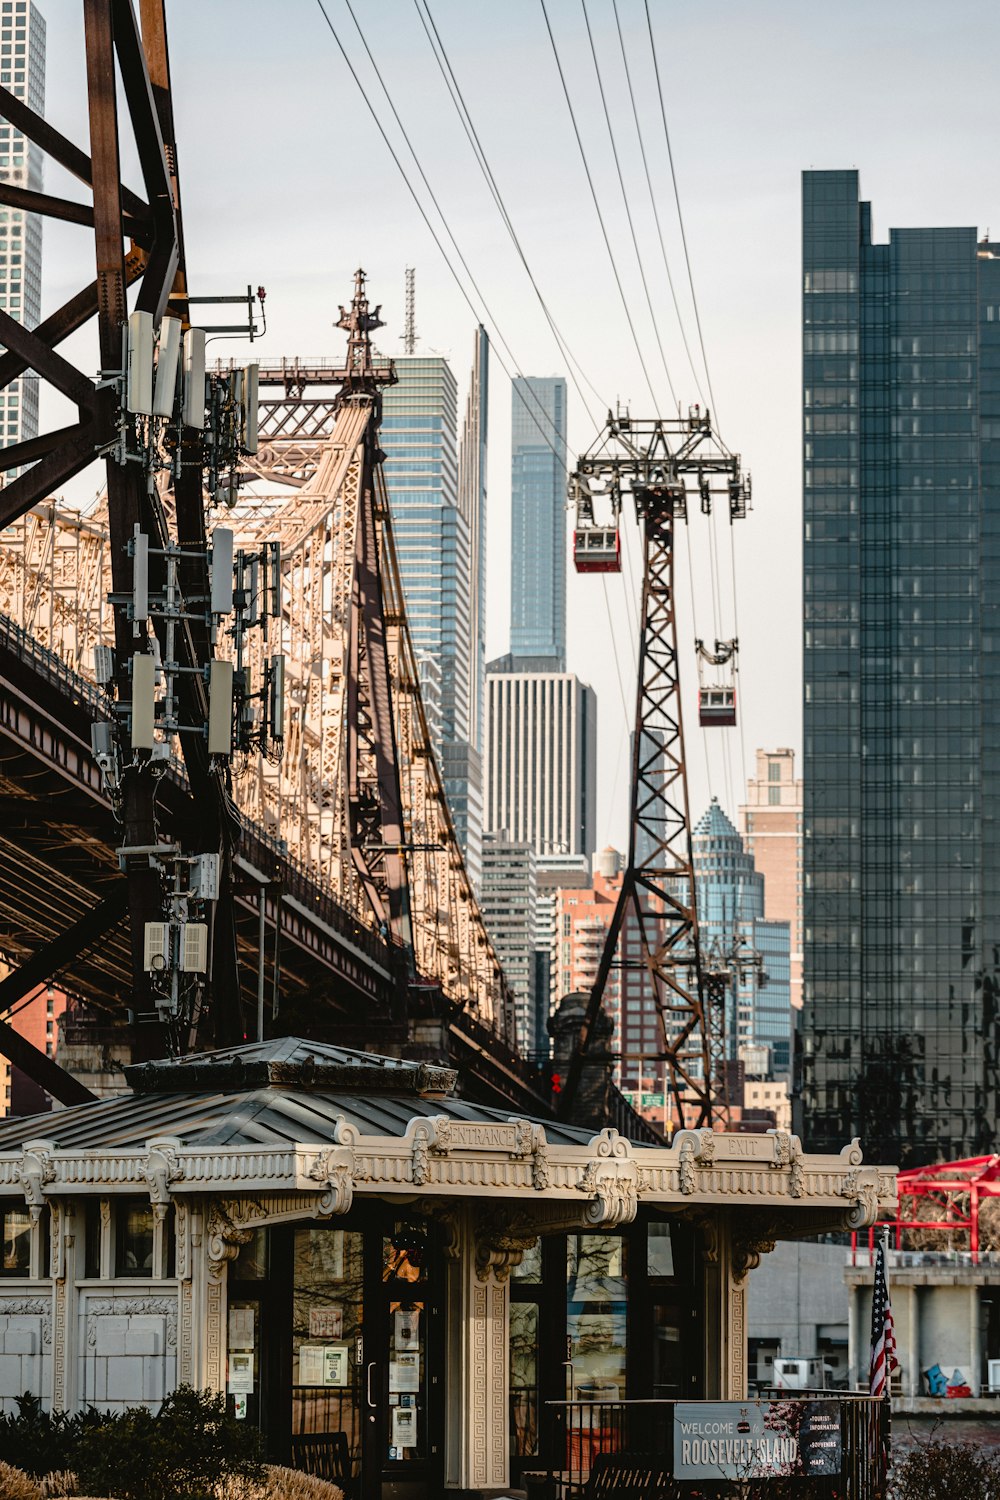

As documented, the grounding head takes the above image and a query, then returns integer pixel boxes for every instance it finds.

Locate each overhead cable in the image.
[314,0,568,461]
[580,0,677,411]
[415,0,607,423]
[539,0,661,412]
[644,0,718,425]
[611,0,706,408]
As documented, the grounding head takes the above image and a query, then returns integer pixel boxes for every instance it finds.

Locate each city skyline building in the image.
[480,832,537,1054]
[554,847,665,1103]
[484,662,597,866]
[739,749,803,1013]
[692,798,792,1080]
[801,169,1000,1164]
[509,376,567,670]
[0,0,45,458]
[381,350,483,888]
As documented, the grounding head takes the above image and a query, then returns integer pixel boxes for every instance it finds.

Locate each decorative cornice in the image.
[0,1123,895,1231]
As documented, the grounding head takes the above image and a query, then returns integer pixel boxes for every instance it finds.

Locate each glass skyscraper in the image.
[802,170,1000,1164]
[509,376,567,670]
[381,356,480,884]
[692,799,792,1079]
[0,0,44,458]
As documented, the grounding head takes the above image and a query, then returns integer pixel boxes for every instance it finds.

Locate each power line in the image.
[539,0,660,412]
[611,0,706,408]
[580,0,677,411]
[314,0,569,463]
[644,0,718,425]
[414,0,641,672]
[411,0,605,430]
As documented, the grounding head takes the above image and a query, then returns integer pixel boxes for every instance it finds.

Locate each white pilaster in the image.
[443,1205,509,1493]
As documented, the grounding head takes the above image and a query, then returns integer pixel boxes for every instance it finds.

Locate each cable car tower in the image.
[561,406,750,1131]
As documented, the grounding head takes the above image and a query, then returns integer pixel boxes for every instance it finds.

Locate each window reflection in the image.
[567,1235,626,1401]
[1,1207,30,1275]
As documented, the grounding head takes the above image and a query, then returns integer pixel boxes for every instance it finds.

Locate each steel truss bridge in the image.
[0,0,568,1122]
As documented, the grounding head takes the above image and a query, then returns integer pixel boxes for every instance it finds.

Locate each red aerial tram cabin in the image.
[573,526,621,573]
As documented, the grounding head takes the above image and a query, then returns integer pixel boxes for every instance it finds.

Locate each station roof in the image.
[0,1037,597,1153]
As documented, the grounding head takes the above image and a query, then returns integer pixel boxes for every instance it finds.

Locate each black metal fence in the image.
[525,1396,889,1498]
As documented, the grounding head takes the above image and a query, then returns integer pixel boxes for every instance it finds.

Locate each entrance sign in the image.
[674,1401,842,1480]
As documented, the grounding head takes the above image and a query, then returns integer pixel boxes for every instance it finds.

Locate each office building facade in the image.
[0,0,44,456]
[485,664,596,864]
[802,169,1000,1162]
[739,749,803,1012]
[480,833,537,1054]
[692,799,792,1080]
[381,353,483,887]
[510,376,567,670]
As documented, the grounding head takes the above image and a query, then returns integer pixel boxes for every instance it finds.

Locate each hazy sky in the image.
[35,0,1000,853]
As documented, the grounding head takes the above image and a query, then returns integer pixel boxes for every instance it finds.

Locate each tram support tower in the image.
[561,408,750,1131]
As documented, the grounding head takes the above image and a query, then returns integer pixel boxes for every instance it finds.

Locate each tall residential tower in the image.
[801,170,1000,1164]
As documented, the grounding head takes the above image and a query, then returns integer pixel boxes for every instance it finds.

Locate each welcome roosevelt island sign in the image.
[673,1402,842,1481]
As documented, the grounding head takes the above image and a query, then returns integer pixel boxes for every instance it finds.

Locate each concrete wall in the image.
[748,1240,849,1380]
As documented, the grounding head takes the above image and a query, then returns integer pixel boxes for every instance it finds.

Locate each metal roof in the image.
[0,1037,598,1152]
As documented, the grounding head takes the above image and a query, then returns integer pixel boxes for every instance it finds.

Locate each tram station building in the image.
[0,1039,895,1498]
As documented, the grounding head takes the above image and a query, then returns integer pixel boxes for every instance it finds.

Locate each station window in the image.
[1,1202,31,1274]
[116,1197,154,1276]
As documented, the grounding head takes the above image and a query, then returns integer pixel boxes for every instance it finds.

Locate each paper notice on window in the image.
[228,1352,254,1393]
[228,1307,255,1351]
[392,1405,417,1448]
[390,1351,420,1393]
[298,1345,325,1385]
[395,1306,419,1350]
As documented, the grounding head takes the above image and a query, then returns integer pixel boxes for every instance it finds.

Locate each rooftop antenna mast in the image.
[403,267,417,355]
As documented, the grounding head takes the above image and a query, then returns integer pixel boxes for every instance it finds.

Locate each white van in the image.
[773,1357,833,1390]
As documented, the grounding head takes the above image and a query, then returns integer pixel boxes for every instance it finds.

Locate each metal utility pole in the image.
[561,408,750,1130]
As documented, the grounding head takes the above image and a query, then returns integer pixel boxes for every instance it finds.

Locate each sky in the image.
[32,0,1000,855]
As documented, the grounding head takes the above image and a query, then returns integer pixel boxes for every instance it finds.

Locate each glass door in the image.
[367,1216,443,1499]
[291,1226,366,1490]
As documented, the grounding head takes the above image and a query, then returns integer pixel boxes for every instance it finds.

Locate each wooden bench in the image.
[290,1430,353,1489]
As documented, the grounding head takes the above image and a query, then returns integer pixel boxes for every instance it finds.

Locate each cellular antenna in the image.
[403,266,417,355]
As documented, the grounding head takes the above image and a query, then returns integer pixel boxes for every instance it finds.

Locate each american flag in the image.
[868,1240,898,1398]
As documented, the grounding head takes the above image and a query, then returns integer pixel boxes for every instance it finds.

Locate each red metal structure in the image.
[853,1153,1000,1264]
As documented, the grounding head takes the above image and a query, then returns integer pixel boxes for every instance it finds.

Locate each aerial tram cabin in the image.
[696,638,739,727]
[698,683,737,726]
[573,525,621,573]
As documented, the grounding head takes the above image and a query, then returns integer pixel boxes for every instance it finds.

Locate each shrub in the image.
[891,1438,1000,1500]
[0,1461,41,1500]
[73,1387,262,1500]
[260,1469,344,1500]
[38,1476,77,1499]
[0,1397,78,1478]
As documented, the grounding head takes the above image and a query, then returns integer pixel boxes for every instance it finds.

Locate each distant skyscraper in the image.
[802,170,1000,1164]
[382,353,482,887]
[739,749,803,1013]
[692,799,792,1080]
[485,662,596,864]
[0,0,45,458]
[510,376,567,670]
[481,833,537,1053]
[554,847,664,1100]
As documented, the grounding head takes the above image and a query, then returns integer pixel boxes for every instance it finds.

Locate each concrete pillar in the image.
[970,1285,982,1396]
[444,1205,510,1496]
[847,1284,860,1390]
[903,1284,919,1398]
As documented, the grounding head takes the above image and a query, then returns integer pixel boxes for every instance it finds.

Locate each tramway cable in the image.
[580,0,678,411]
